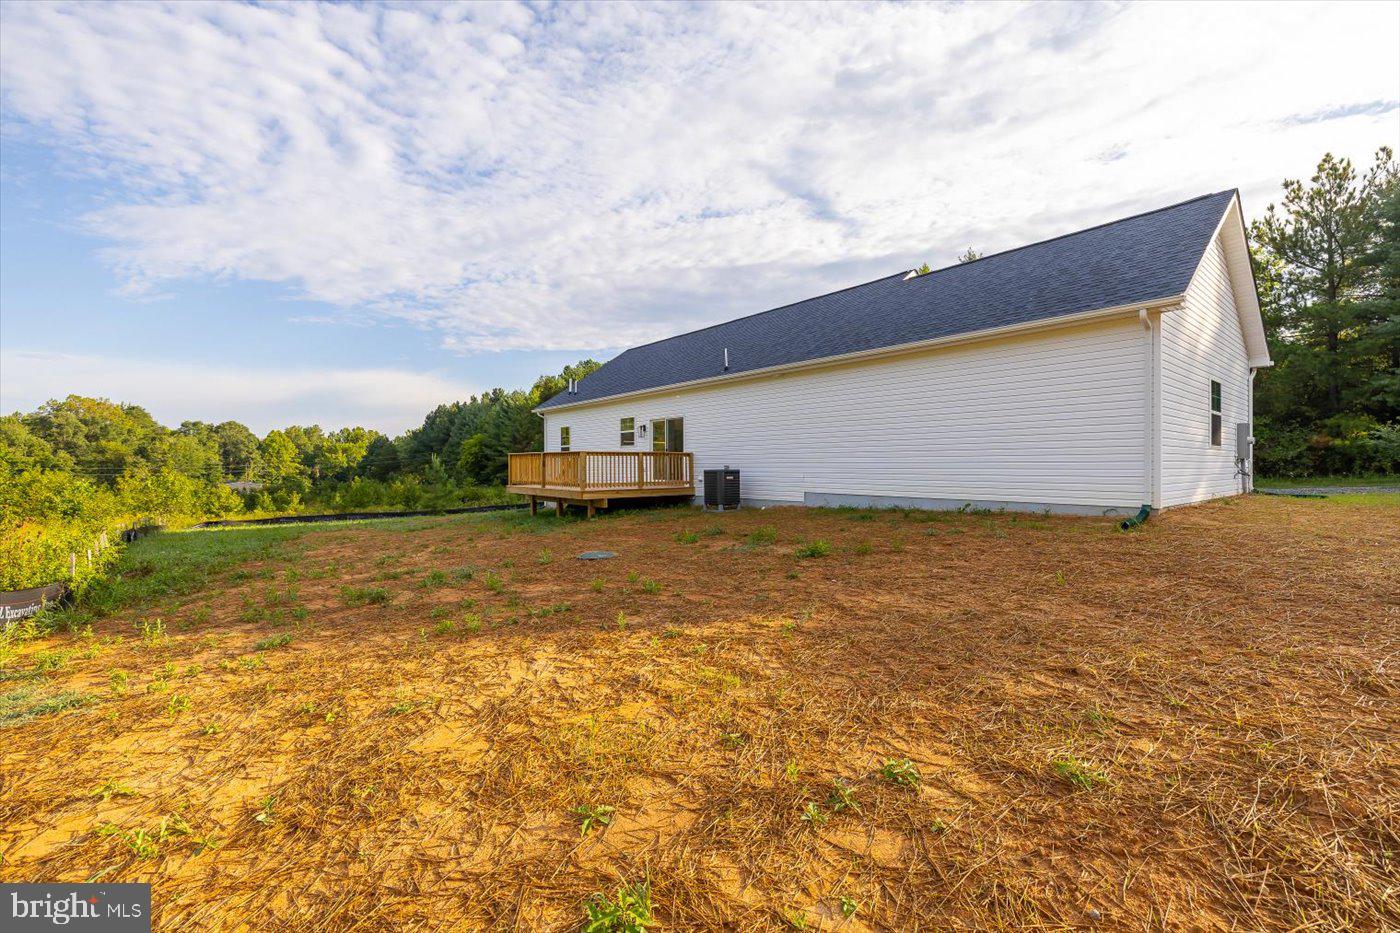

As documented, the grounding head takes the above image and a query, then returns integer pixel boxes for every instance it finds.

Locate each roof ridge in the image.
[606,268,911,357]
[919,189,1237,276]
[601,190,1235,361]
[556,189,1237,405]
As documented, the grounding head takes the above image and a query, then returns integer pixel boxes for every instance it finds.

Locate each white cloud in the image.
[1,1,1397,352]
[0,350,468,435]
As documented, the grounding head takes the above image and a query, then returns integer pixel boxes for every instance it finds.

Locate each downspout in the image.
[1242,367,1257,494]
[1250,367,1257,491]
[1122,308,1156,530]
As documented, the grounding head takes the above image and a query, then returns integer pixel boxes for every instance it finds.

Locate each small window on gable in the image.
[1209,380,1222,447]
[620,417,635,446]
[560,426,571,452]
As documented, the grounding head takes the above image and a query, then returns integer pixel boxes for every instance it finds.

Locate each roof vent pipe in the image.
[723,348,729,371]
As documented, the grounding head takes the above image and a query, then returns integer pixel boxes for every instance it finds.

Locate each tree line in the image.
[2,358,602,515]
[1249,147,1398,476]
[0,360,600,588]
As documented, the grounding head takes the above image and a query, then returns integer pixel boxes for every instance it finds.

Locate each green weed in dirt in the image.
[583,880,654,932]
[572,802,615,836]
[879,758,922,787]
[746,526,777,546]
[342,586,391,606]
[91,779,137,800]
[0,688,95,727]
[826,779,860,814]
[1050,755,1108,790]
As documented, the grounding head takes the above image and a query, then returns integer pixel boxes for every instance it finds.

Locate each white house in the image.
[530,191,1271,516]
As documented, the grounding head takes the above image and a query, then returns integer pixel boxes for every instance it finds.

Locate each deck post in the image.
[528,496,537,516]
[555,499,564,517]
[586,502,596,519]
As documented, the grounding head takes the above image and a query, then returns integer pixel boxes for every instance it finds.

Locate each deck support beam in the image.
[511,490,620,519]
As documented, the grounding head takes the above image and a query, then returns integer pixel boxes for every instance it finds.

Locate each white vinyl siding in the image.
[543,317,1149,510]
[1158,235,1251,506]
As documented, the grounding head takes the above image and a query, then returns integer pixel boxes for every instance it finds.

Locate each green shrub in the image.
[1255,416,1400,478]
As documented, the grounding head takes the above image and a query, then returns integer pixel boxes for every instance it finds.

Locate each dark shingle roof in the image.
[539,190,1235,411]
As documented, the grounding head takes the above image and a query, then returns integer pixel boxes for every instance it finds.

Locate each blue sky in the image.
[2,133,586,430]
[2,0,1397,434]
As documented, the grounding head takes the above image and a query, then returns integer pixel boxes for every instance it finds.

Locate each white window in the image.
[1209,381,1222,447]
[560,426,571,452]
[620,417,635,446]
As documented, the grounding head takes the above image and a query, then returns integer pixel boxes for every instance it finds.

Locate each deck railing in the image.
[508,451,694,491]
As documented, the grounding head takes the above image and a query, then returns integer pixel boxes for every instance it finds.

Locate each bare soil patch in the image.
[1,496,1396,930]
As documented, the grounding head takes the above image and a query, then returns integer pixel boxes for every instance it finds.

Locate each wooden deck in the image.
[507,451,695,516]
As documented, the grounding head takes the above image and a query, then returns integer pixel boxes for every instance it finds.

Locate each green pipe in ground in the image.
[1120,504,1152,530]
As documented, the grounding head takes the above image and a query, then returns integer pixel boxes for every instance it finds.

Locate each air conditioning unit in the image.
[703,468,740,510]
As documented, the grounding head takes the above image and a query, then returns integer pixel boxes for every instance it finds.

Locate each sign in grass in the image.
[0,583,71,627]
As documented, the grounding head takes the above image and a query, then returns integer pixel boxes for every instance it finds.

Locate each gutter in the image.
[537,295,1186,414]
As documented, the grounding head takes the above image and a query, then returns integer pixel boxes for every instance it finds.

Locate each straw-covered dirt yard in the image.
[2,494,1396,930]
